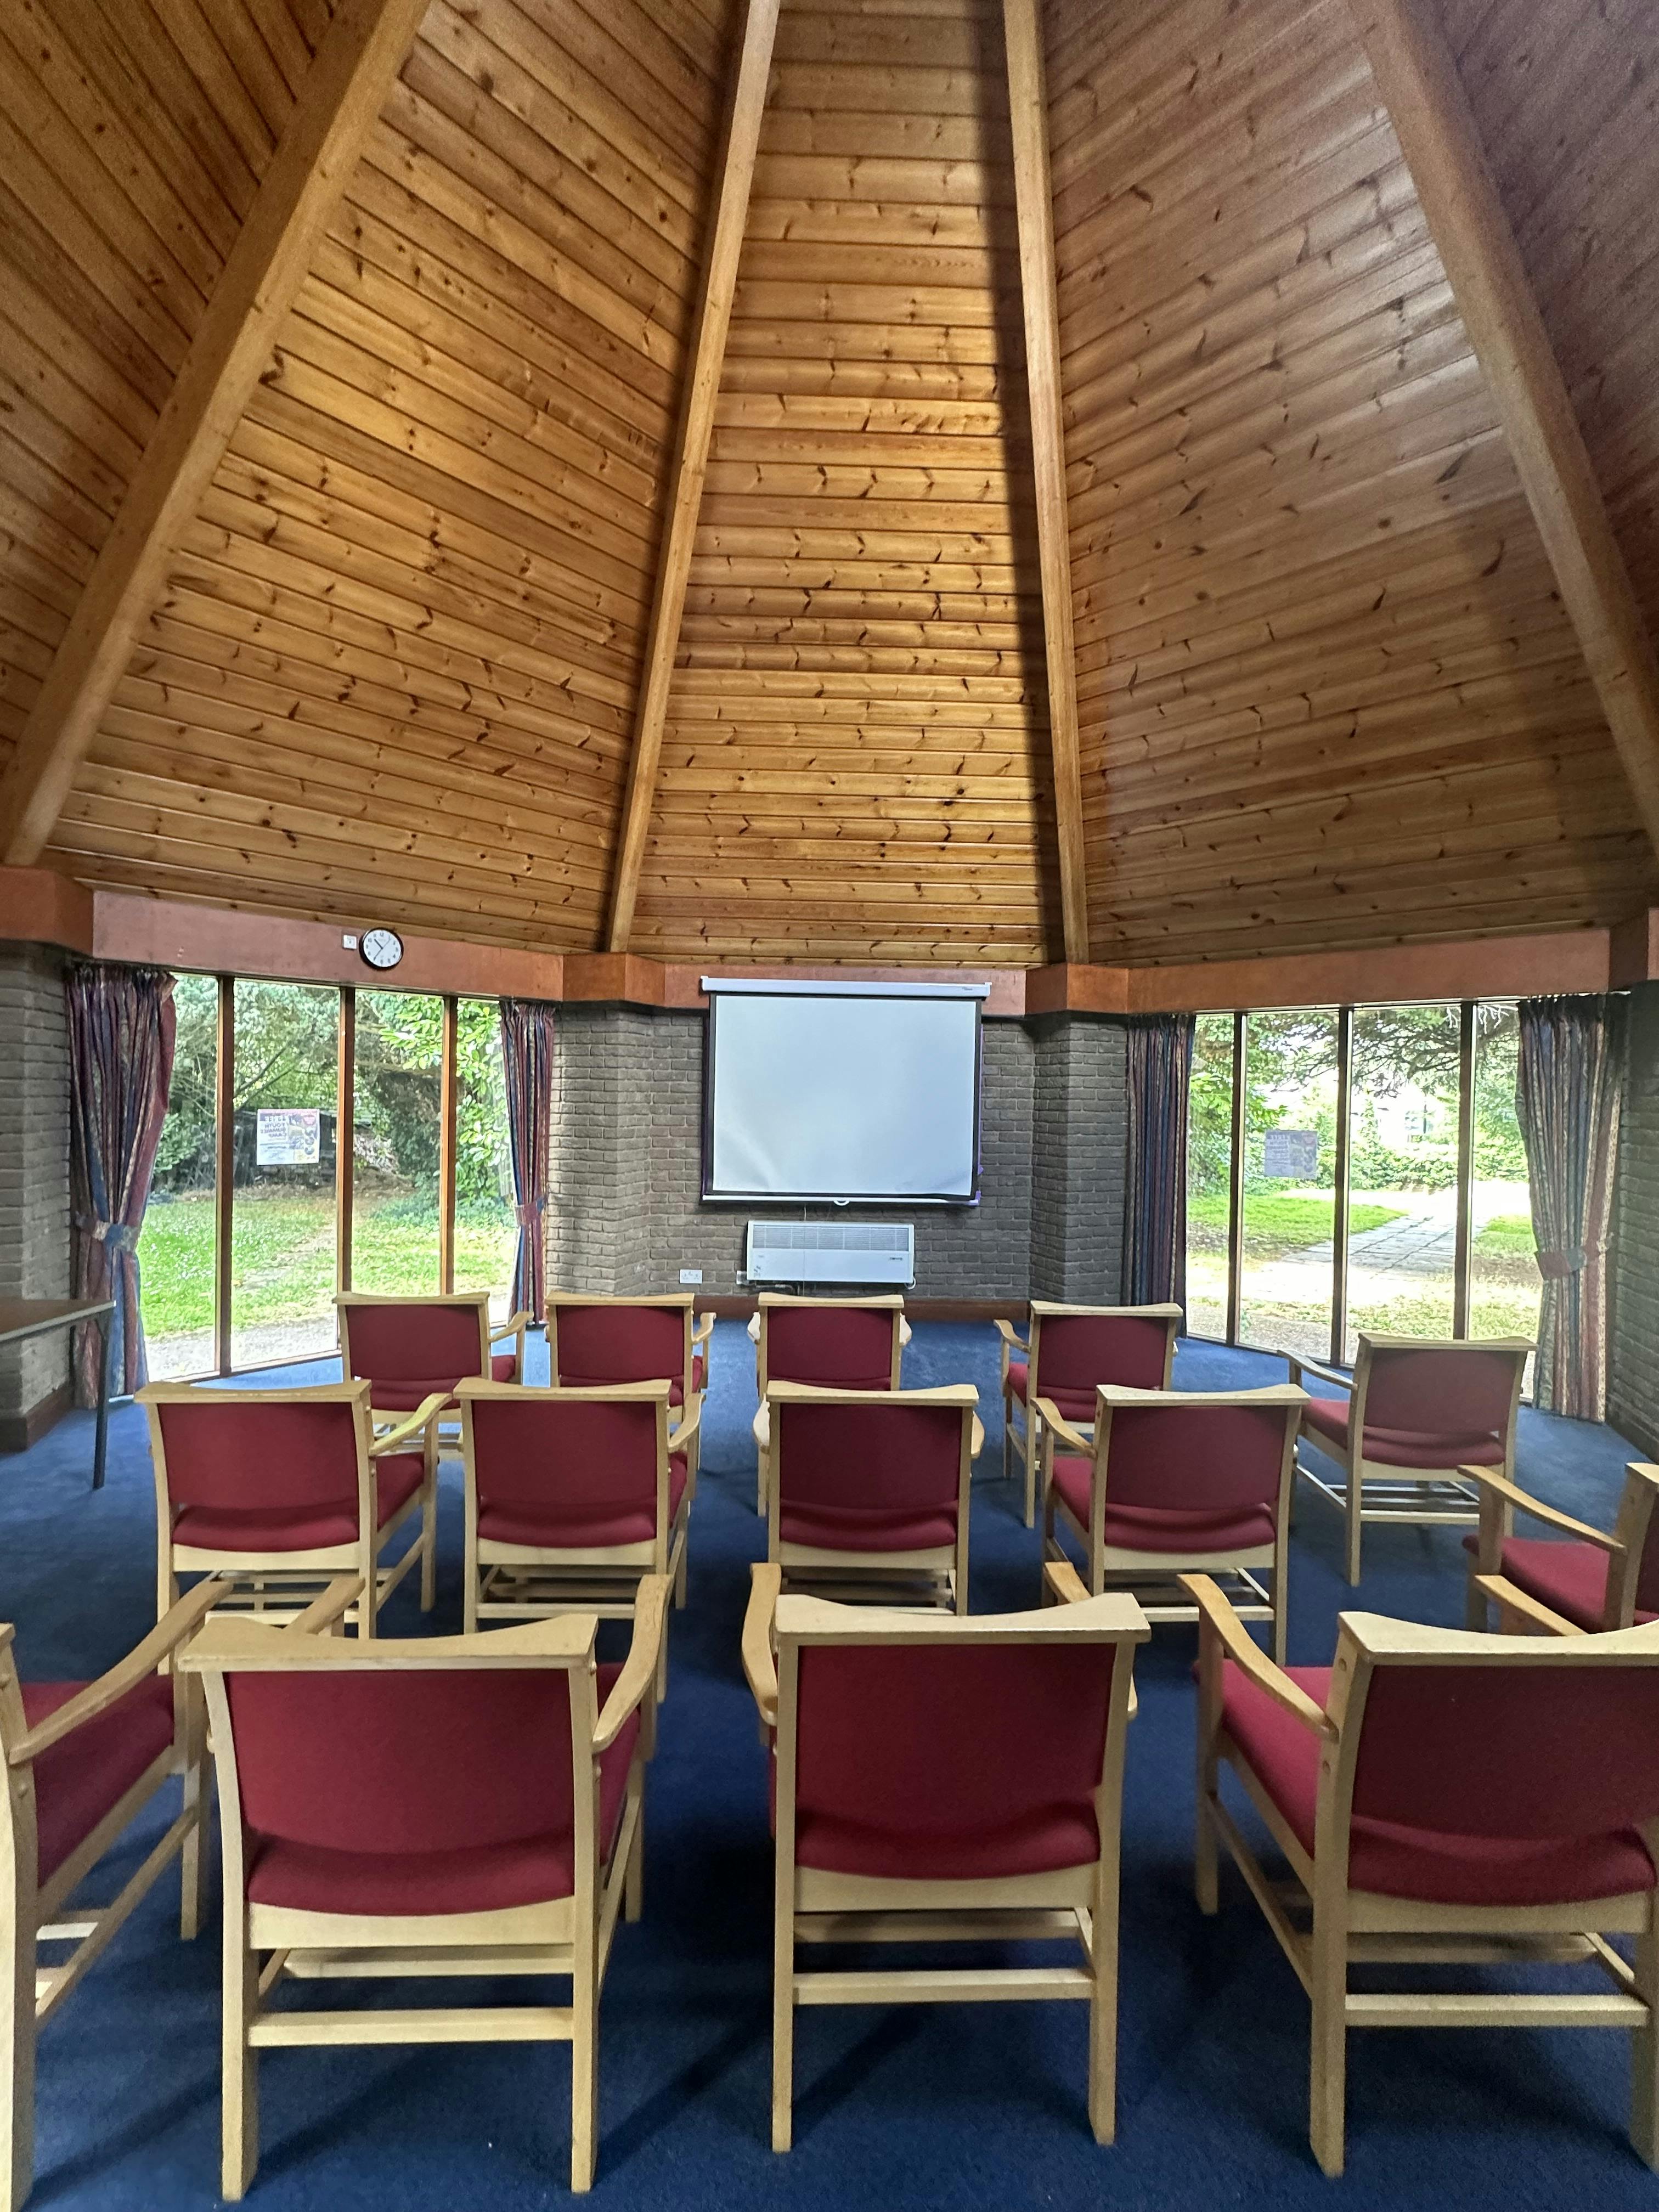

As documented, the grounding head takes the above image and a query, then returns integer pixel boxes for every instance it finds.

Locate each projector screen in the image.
[703,982,984,1204]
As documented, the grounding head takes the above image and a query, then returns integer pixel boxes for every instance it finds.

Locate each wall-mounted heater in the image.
[746,1221,915,1288]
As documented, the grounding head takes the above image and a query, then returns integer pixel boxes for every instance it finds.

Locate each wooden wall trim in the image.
[1003,0,1090,964]
[0,871,94,956]
[1124,932,1611,1013]
[1353,0,1659,860]
[0,0,433,868]
[605,0,782,955]
[1610,910,1659,989]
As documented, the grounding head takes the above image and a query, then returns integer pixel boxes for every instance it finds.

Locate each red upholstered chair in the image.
[336,1291,529,1437]
[139,1380,443,1638]
[998,1303,1181,1528]
[1287,1334,1531,1585]
[1,1583,218,2212]
[546,1293,712,1478]
[1038,1383,1306,1662]
[1186,1570,1659,2176]
[1464,1459,1659,1632]
[751,1294,907,1514]
[183,1573,668,2199]
[743,1559,1147,2151]
[764,1383,977,1612]
[458,1380,696,1650]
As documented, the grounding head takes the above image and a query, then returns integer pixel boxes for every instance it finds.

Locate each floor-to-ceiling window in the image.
[452,997,518,1319]
[352,991,444,1295]
[1238,1009,1341,1364]
[231,981,340,1371]
[1344,1005,1461,1358]
[1469,1003,1542,1362]
[138,973,219,1380]
[1184,1012,1235,1342]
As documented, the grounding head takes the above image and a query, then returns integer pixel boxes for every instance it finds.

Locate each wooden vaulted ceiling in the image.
[0,0,1656,967]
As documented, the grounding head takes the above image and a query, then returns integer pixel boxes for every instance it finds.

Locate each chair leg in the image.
[0,1890,36,2212]
[222,1908,259,2200]
[674,1543,689,1611]
[1308,1906,1347,2177]
[462,1565,478,1635]
[1088,1883,1119,2145]
[1001,1390,1012,1485]
[771,1895,795,2152]
[179,1693,210,1941]
[1344,1465,1363,1588]
[1271,1571,1289,1669]
[624,1801,644,1926]
[419,1483,437,1613]
[569,1926,600,2191]
[1633,1906,1659,2168]
[1194,1751,1219,1918]
[1464,1571,1487,1632]
[1024,1413,1040,1528]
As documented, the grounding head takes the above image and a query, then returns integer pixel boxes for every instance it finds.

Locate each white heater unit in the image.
[746,1221,915,1288]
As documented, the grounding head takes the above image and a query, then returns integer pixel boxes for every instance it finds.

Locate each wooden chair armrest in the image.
[8,1580,223,1766]
[1043,1559,1091,1606]
[692,1311,715,1346]
[369,1393,450,1456]
[1034,1398,1092,1457]
[742,1563,782,1728]
[491,1310,533,1342]
[594,1576,672,1751]
[284,1576,364,1637]
[994,1318,1027,1351]
[669,1405,702,1458]
[1474,1574,1587,1637]
[1466,1469,1617,1548]
[1285,1353,1351,1393]
[1181,1572,1333,1735]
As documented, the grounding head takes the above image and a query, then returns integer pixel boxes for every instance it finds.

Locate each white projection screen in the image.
[703,981,985,1204]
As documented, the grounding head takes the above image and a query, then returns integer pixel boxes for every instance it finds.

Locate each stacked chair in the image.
[998,1302,1182,1527]
[750,1293,908,1513]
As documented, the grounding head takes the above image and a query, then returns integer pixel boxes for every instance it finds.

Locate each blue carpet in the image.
[5,1323,1657,2210]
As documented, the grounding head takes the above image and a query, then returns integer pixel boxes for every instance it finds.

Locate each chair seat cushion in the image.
[778,1498,957,1553]
[173,1452,426,1554]
[1459,1533,1654,1631]
[1220,1661,1657,1904]
[1304,1397,1504,1470]
[1050,1456,1275,1553]
[245,1667,639,1915]
[370,1356,517,1412]
[794,1801,1098,1882]
[22,1677,176,1884]
[692,1350,705,1395]
[477,1455,689,1550]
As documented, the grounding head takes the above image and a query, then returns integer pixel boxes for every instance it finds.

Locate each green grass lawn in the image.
[1473,1212,1534,1256]
[1188,1190,1404,1254]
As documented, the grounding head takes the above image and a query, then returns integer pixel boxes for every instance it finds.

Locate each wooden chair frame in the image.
[1186,1570,1659,2176]
[743,1560,1147,2153]
[458,1379,697,1660]
[751,1295,907,1515]
[544,1293,713,1480]
[1039,1383,1306,1663]
[140,1380,444,1639]
[336,1290,531,1438]
[1,1583,219,2212]
[184,1572,667,2198]
[1466,1460,1659,1630]
[998,1304,1181,1529]
[764,1381,977,1613]
[1288,1333,1530,1586]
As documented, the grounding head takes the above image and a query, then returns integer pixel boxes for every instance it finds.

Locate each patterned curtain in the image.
[65,963,177,1406]
[499,998,556,1323]
[1126,1013,1196,1307]
[1517,993,1626,1420]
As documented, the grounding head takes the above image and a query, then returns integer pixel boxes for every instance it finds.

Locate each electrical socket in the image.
[679,1268,703,1285]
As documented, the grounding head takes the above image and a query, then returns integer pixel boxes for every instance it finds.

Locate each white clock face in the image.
[360,927,403,970]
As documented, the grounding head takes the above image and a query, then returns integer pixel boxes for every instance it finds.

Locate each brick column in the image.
[1028,1014,1129,1302]
[0,944,72,1448]
[1610,980,1659,1453]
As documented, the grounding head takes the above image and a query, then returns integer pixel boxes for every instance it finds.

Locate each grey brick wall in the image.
[543,1004,1126,1305]
[0,944,71,1427]
[1029,1015,1129,1301]
[1610,980,1659,1454]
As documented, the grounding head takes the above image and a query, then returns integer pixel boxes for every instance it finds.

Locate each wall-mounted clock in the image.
[360,927,404,971]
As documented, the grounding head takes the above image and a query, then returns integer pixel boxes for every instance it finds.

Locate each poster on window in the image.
[1262,1128,1319,1180]
[256,1108,320,1167]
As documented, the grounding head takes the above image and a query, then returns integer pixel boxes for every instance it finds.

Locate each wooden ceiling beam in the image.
[0,0,433,867]
[1352,0,1659,862]
[606,0,783,954]
[1002,0,1090,964]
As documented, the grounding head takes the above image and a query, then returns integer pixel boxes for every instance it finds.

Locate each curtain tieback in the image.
[515,1200,545,1228]
[1536,1245,1586,1280]
[74,1215,138,1254]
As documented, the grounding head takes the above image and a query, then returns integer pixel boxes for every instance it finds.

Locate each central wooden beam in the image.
[606,0,782,953]
[1352,0,1659,860]
[1002,0,1090,964]
[0,0,433,867]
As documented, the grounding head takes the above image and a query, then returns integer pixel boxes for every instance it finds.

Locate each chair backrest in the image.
[770,1385,974,1522]
[1030,1303,1180,1397]
[1354,1335,1529,1441]
[1612,1463,1659,1623]
[190,1617,599,1867]
[548,1297,691,1392]
[1330,1615,1659,1847]
[458,1382,670,1525]
[1095,1385,1305,1514]
[337,1294,490,1387]
[140,1383,369,1519]
[776,1592,1147,1862]
[759,1296,903,1391]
